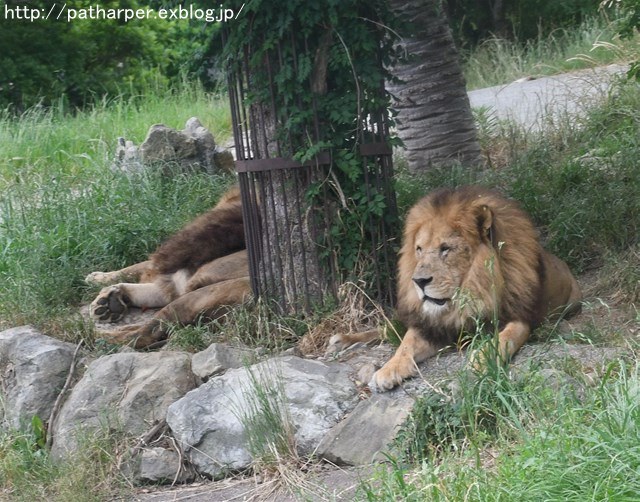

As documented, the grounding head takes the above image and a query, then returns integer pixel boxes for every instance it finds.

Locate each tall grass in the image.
[0,80,235,338]
[360,361,640,501]
[0,79,231,183]
[463,14,639,89]
[0,424,130,501]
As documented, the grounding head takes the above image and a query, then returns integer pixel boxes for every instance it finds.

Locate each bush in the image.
[0,0,174,110]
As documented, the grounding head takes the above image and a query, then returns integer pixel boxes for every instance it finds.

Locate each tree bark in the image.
[387,0,482,171]
[245,98,328,313]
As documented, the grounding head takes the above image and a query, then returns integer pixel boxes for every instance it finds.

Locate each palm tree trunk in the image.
[388,0,482,171]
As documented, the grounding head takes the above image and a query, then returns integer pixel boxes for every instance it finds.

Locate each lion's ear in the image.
[476,204,494,243]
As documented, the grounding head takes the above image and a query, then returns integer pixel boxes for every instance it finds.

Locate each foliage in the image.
[603,0,640,79]
[236,363,298,470]
[394,344,539,465]
[445,0,602,47]
[360,360,640,501]
[462,14,632,89]
[165,297,313,353]
[0,0,181,110]
[223,0,402,290]
[0,422,129,501]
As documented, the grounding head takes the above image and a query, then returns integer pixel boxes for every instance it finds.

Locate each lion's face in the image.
[398,192,499,324]
[411,224,474,316]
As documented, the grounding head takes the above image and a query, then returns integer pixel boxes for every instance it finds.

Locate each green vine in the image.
[223,0,403,293]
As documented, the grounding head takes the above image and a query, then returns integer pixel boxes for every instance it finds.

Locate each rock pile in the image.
[0,325,408,485]
[0,324,623,487]
[113,117,235,175]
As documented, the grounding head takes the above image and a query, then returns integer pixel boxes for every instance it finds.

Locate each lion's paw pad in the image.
[90,286,130,323]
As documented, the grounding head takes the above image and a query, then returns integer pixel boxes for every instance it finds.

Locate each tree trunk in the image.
[258,168,326,312]
[244,100,328,313]
[387,0,482,171]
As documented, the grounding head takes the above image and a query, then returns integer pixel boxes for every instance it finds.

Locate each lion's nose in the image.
[413,277,433,290]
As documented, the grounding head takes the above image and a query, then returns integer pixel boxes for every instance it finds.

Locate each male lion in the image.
[332,185,582,391]
[86,186,252,348]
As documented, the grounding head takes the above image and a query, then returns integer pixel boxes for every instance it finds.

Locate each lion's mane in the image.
[397,185,546,346]
[150,186,245,275]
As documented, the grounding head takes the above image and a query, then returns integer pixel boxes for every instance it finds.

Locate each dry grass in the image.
[297,281,388,357]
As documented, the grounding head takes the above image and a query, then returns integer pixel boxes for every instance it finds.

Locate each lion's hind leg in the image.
[95,277,252,349]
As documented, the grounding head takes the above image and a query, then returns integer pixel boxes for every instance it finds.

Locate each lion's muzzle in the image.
[412,276,449,306]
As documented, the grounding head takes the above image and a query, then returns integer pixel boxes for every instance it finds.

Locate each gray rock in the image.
[124,447,197,485]
[166,356,358,479]
[317,393,414,465]
[140,124,198,165]
[114,137,143,172]
[191,343,256,380]
[0,326,77,431]
[113,117,225,175]
[51,351,197,460]
[182,117,217,172]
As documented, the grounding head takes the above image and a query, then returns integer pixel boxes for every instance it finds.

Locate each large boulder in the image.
[0,326,77,431]
[166,356,359,478]
[113,117,232,175]
[51,351,197,460]
[191,343,257,380]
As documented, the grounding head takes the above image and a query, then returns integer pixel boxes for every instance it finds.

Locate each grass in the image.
[360,360,640,501]
[0,424,130,501]
[164,298,314,354]
[0,80,231,182]
[0,80,235,339]
[463,14,640,89]
[230,362,333,500]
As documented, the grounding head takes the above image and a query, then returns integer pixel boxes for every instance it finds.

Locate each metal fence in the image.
[227,39,398,313]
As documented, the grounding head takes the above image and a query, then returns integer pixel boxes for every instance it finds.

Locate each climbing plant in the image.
[223,0,403,298]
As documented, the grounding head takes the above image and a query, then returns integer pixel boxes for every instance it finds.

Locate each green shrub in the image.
[0,0,177,110]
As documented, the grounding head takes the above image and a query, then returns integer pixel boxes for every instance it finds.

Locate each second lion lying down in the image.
[86,187,252,349]
[88,184,582,391]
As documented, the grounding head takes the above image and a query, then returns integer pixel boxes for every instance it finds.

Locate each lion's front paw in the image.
[90,286,130,322]
[468,344,506,373]
[368,358,416,392]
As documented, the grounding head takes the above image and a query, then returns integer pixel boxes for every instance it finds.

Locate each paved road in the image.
[468,64,627,131]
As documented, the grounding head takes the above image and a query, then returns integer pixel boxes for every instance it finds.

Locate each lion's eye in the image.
[416,245,423,256]
[440,244,451,257]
